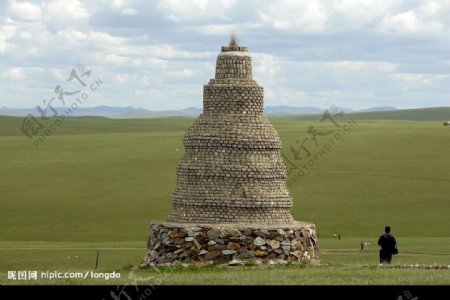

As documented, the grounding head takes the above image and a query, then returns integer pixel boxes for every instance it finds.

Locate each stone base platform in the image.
[142,221,319,267]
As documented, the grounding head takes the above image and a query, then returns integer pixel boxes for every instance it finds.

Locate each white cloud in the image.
[8,67,25,79]
[50,68,67,81]
[189,24,236,35]
[121,8,138,16]
[264,88,309,106]
[395,73,431,84]
[393,73,449,87]
[166,68,193,78]
[258,0,327,32]
[0,24,17,53]
[145,57,168,69]
[89,31,124,46]
[105,54,129,66]
[0,35,5,53]
[115,73,129,84]
[6,0,43,22]
[0,23,17,38]
[253,53,282,86]
[43,0,89,25]
[156,0,237,21]
[2,66,44,80]
[19,30,32,39]
[417,0,450,20]
[189,22,263,36]
[112,0,125,10]
[328,0,396,31]
[379,10,444,34]
[324,61,398,72]
[54,29,88,47]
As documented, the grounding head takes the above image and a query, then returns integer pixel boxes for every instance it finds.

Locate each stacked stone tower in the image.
[167,40,293,225]
[144,38,318,266]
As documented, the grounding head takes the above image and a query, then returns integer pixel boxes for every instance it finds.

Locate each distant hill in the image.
[2,105,449,121]
[355,106,397,113]
[265,106,324,115]
[0,105,395,118]
[0,106,149,118]
[346,107,450,121]
[115,107,203,118]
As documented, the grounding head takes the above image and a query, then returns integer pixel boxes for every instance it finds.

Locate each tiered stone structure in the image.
[167,43,293,225]
[143,38,318,266]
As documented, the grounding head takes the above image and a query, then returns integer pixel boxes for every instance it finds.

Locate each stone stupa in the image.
[143,37,318,266]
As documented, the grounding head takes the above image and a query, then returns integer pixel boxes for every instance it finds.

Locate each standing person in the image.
[360,241,364,251]
[378,226,397,264]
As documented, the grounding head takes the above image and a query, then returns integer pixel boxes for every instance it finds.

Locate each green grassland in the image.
[0,238,449,285]
[0,112,449,285]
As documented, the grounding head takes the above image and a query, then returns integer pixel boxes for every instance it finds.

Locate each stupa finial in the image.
[229,34,238,47]
[221,34,247,52]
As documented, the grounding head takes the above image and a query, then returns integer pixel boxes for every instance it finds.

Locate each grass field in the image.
[0,238,449,285]
[0,113,449,285]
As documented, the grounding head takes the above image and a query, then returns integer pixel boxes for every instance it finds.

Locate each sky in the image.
[0,0,449,110]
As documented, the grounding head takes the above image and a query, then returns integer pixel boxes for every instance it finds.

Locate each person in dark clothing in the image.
[377,226,397,264]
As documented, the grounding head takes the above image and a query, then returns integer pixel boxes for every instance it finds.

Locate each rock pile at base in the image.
[145,222,318,266]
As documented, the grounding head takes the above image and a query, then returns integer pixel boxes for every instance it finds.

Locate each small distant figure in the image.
[378,226,397,264]
[366,241,370,249]
[333,233,337,239]
[338,233,341,240]
[443,121,450,126]
[360,241,364,251]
